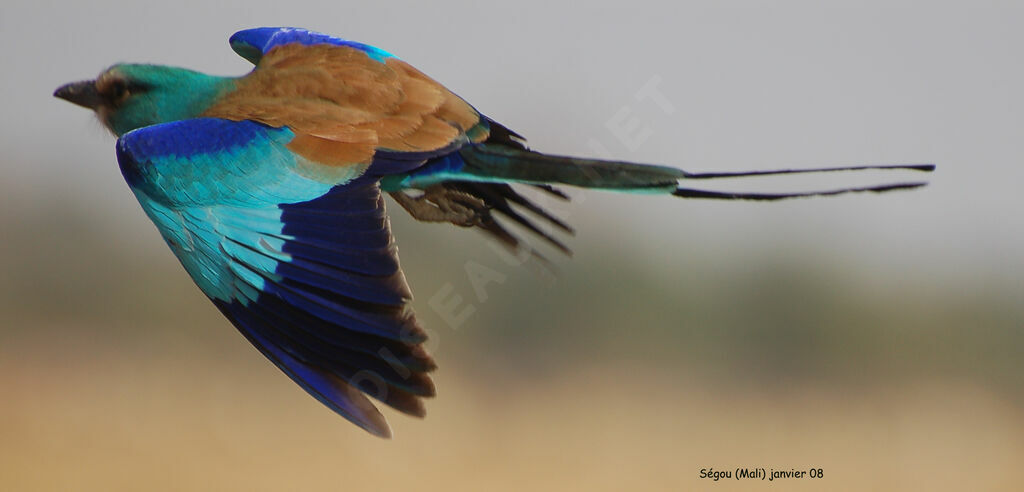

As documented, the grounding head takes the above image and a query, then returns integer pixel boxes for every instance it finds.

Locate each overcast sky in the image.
[4,0,1022,289]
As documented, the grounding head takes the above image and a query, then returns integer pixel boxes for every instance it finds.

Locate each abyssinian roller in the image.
[54,27,934,437]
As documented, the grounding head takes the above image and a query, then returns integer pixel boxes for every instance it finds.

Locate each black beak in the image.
[54,80,102,110]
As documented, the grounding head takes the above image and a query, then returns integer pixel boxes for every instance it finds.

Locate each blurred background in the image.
[3,1,1022,490]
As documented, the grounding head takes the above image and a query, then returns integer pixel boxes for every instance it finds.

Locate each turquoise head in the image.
[55,64,234,136]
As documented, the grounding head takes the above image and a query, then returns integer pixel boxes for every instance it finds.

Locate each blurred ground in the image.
[2,346,1022,491]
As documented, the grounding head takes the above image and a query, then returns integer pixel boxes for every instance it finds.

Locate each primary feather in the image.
[54,27,933,437]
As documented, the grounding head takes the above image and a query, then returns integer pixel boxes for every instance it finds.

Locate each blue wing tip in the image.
[229,27,394,64]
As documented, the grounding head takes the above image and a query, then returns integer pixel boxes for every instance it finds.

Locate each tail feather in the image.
[392,141,934,261]
[673,181,928,201]
[458,144,684,191]
[681,163,936,180]
[457,143,934,200]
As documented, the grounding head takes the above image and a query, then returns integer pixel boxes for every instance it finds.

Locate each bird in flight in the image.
[55,27,933,437]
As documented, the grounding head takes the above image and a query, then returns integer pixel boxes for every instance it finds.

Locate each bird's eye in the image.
[107,79,130,102]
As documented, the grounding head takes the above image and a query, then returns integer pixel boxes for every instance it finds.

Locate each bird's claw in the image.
[389,186,487,227]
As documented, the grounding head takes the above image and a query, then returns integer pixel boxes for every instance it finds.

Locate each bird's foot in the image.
[389,186,487,227]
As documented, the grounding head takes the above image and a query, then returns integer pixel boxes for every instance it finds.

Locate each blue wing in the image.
[229,27,395,65]
[117,118,435,437]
